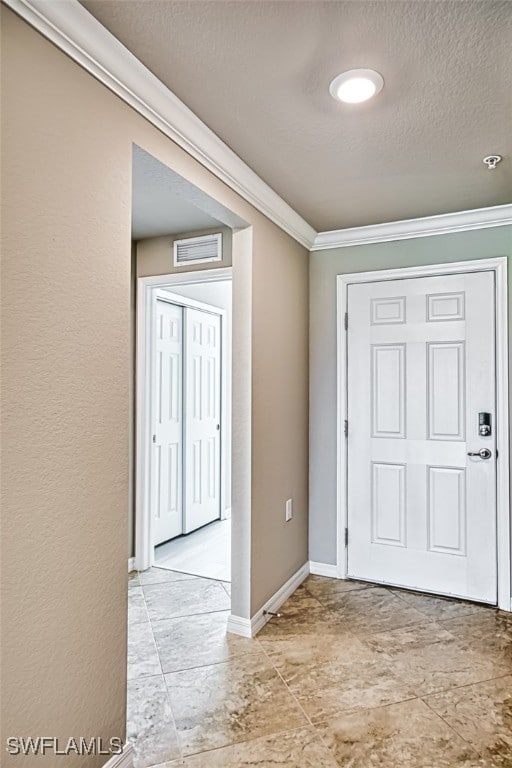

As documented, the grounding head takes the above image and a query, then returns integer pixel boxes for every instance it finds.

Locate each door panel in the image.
[347,271,496,603]
[152,300,183,545]
[184,308,221,533]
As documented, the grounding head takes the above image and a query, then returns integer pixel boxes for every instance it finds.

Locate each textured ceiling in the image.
[85,1,512,231]
[132,145,247,238]
[132,146,222,238]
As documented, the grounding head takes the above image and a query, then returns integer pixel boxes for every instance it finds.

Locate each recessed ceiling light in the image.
[329,68,384,104]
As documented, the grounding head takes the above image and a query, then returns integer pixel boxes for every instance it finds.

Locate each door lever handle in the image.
[467,448,492,460]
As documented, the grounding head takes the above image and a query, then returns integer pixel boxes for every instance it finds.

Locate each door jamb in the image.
[336,257,510,611]
[136,267,232,572]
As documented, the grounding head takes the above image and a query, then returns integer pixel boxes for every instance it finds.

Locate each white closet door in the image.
[152,300,183,545]
[347,271,497,603]
[184,308,221,533]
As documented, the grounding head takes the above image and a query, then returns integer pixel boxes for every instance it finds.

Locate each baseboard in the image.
[227,562,310,638]
[102,743,134,768]
[128,557,136,573]
[226,614,253,638]
[309,560,339,578]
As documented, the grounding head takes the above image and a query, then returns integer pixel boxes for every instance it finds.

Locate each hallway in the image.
[127,569,511,767]
[154,519,231,582]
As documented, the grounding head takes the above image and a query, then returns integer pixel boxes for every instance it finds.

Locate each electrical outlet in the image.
[285,498,293,522]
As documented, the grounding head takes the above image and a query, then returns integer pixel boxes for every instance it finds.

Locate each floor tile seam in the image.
[312,696,484,764]
[159,648,265,677]
[433,610,499,626]
[147,608,231,625]
[295,584,342,607]
[149,609,231,631]
[139,578,198,587]
[163,650,285,688]
[141,582,225,596]
[129,618,153,628]
[388,589,488,622]
[130,585,152,624]
[419,693,486,758]
[367,653,512,698]
[377,589,444,623]
[172,723,318,763]
[358,619,459,647]
[302,584,371,600]
[254,636,316,728]
[353,641,507,672]
[348,618,440,639]
[127,656,181,760]
[306,693,419,724]
[420,671,512,701]
[152,565,230,585]
[309,599,437,632]
[160,653,185,762]
[128,618,164,680]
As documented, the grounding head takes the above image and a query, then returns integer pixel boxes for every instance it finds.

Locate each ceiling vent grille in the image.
[173,233,222,266]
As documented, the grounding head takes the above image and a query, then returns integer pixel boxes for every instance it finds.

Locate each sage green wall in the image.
[309,225,512,566]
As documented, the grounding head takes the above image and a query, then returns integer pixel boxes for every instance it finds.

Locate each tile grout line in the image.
[134,574,234,764]
[420,672,512,701]
[176,723,315,763]
[145,607,232,623]
[277,580,512,722]
[302,582,481,639]
[129,575,510,766]
[254,631,315,729]
[420,693,487,759]
[132,579,183,762]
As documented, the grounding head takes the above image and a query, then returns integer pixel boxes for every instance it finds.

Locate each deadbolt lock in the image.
[478,412,492,437]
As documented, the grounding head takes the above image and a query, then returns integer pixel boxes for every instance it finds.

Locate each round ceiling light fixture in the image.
[329,68,384,104]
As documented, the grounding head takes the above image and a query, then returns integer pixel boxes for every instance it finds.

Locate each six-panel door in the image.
[347,271,497,603]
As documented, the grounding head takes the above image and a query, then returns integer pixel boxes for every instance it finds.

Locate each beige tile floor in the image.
[127,569,512,768]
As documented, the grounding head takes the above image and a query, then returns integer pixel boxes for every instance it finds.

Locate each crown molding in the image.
[5,0,510,254]
[4,0,316,250]
[311,204,512,251]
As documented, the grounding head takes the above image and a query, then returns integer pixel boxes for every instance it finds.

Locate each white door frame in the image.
[136,267,232,572]
[337,257,510,611]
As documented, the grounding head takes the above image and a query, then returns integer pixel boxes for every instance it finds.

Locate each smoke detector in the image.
[482,155,502,170]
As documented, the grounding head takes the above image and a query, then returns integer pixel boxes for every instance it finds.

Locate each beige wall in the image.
[309,226,512,568]
[136,226,232,278]
[251,225,309,612]
[1,9,309,766]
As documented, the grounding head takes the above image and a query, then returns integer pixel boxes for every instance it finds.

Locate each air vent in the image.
[173,233,222,267]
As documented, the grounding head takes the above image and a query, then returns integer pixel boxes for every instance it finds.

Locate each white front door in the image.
[347,271,497,603]
[152,300,183,545]
[183,308,222,533]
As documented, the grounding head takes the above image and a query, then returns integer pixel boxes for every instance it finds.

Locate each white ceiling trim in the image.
[5,0,317,250]
[311,204,512,251]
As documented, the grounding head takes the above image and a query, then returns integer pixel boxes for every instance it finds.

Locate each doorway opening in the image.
[149,276,232,583]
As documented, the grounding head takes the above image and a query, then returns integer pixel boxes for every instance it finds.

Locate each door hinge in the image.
[344,419,348,437]
[345,527,349,547]
[344,312,348,330]
[152,434,156,444]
